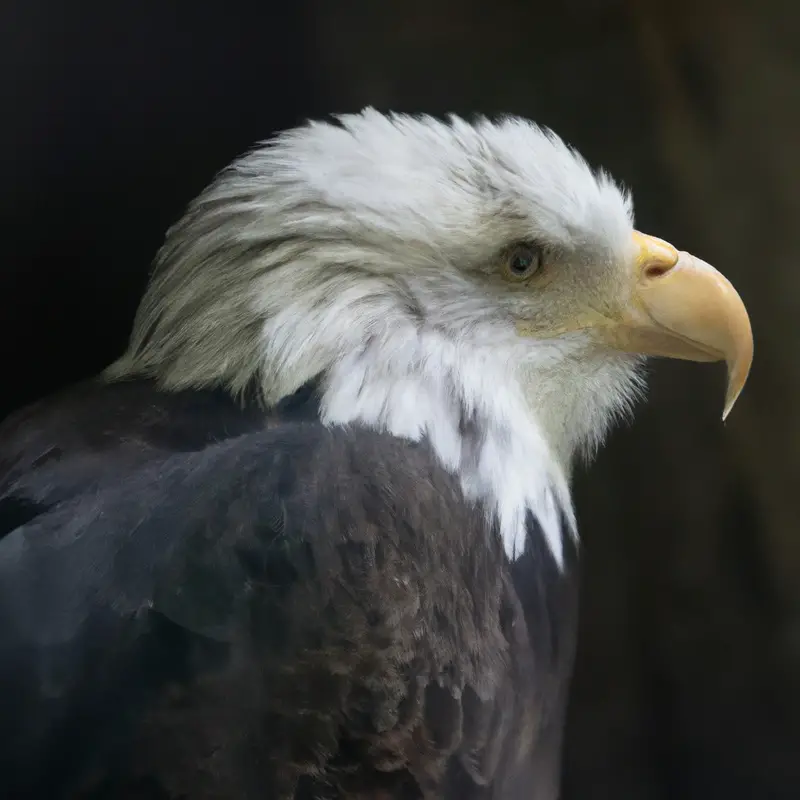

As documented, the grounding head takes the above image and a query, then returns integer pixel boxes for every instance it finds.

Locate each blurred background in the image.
[2,0,798,797]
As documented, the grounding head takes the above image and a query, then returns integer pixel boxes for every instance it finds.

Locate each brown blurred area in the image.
[2,0,799,797]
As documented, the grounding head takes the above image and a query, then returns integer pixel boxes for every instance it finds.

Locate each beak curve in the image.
[596,231,753,420]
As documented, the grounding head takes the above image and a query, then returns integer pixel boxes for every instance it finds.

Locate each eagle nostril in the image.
[643,262,673,280]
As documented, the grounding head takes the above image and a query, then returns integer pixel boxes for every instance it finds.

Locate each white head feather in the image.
[108,109,645,567]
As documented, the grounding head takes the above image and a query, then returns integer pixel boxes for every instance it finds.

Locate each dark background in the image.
[2,1,798,797]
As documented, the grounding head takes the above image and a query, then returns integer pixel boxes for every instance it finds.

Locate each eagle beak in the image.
[597,231,753,420]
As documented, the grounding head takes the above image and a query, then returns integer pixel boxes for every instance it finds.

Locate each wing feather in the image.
[0,381,576,799]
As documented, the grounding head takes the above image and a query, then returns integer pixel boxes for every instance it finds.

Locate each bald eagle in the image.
[0,110,752,800]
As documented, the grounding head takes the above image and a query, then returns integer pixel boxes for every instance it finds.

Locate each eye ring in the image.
[503,242,543,282]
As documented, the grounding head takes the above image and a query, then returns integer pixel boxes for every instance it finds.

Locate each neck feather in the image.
[318,326,576,567]
[108,252,642,569]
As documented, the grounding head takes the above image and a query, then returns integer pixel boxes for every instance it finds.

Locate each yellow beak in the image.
[596,231,753,420]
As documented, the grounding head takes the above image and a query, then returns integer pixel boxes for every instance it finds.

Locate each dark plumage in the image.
[0,380,576,799]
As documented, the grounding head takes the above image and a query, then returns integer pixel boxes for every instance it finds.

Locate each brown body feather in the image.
[0,380,577,799]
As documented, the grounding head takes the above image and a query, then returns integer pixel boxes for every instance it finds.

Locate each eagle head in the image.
[109,109,753,565]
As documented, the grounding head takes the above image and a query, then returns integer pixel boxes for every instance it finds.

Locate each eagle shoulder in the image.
[0,381,576,799]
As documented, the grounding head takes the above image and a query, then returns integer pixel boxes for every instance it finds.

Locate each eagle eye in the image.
[502,243,543,282]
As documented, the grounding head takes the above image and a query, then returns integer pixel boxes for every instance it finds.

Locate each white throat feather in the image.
[318,324,577,567]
